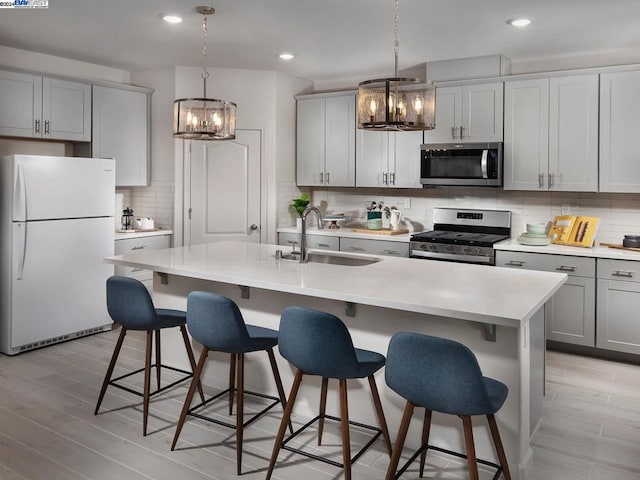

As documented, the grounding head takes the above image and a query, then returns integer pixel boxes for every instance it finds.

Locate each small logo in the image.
[0,0,48,8]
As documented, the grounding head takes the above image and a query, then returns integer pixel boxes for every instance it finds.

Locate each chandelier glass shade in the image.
[173,6,236,140]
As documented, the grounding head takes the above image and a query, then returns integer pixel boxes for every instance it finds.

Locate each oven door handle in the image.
[481,149,489,179]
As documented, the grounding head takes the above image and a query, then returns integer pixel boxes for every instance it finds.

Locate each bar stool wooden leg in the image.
[487,414,511,480]
[171,348,209,450]
[368,374,392,455]
[267,348,293,433]
[95,326,127,415]
[143,329,153,436]
[266,369,304,480]
[179,325,205,403]
[155,329,161,390]
[339,379,352,480]
[385,401,415,480]
[318,377,329,445]
[229,353,236,415]
[461,415,479,480]
[419,409,432,477]
[236,353,245,475]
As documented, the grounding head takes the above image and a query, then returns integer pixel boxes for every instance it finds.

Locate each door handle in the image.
[16,222,26,280]
[250,224,259,230]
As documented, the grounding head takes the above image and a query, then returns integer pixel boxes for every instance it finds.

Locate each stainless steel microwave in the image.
[420,142,503,187]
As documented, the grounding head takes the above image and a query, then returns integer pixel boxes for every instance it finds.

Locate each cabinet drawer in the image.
[278,232,301,247]
[307,235,339,251]
[114,235,170,255]
[597,258,640,282]
[340,237,409,257]
[496,251,595,277]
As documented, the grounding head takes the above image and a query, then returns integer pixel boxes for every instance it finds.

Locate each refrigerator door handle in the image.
[16,223,26,280]
[14,163,27,221]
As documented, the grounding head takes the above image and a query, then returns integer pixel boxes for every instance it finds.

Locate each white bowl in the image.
[526,223,546,235]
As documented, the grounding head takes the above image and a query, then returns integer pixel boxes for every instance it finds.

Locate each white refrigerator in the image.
[0,155,115,355]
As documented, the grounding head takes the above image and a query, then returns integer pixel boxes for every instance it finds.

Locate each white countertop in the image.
[115,229,173,240]
[105,241,566,328]
[278,226,412,242]
[495,239,640,261]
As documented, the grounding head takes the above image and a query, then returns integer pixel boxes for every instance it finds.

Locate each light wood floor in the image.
[0,329,639,479]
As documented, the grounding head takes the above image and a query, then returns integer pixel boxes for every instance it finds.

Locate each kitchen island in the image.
[105,241,566,479]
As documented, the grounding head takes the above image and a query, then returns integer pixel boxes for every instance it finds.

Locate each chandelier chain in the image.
[393,0,399,77]
[201,12,210,81]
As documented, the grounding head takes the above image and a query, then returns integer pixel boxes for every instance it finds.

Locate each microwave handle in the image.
[481,150,488,179]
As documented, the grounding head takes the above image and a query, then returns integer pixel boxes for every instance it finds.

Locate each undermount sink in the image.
[280,252,380,266]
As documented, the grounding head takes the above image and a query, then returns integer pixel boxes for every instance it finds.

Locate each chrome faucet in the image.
[299,206,323,263]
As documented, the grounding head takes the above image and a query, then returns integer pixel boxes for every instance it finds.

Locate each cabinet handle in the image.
[451,126,459,139]
[382,172,388,185]
[612,270,634,278]
[506,260,525,267]
[320,172,324,184]
[349,246,365,252]
[44,120,50,135]
[131,245,146,250]
[287,240,299,245]
[35,120,41,133]
[549,173,554,187]
[390,172,396,185]
[318,243,330,248]
[556,265,577,272]
[326,172,330,184]
[131,268,144,273]
[460,126,466,138]
[538,173,544,189]
[384,249,400,255]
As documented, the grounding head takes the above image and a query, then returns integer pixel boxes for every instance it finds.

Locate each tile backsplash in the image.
[288,187,640,245]
[117,182,173,229]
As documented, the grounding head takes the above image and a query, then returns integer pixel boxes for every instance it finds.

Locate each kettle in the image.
[121,207,134,230]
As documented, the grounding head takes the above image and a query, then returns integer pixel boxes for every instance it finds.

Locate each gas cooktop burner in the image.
[411,230,510,247]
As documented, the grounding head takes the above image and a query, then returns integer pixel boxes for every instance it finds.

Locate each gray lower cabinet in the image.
[496,251,596,346]
[114,234,171,291]
[596,259,640,354]
[278,232,339,251]
[340,237,409,257]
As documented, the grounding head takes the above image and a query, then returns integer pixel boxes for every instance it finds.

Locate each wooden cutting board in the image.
[351,228,409,235]
[600,242,640,252]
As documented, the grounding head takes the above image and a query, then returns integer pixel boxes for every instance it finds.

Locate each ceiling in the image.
[1,0,640,84]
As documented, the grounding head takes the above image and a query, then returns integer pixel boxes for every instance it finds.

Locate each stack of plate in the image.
[517,232,550,246]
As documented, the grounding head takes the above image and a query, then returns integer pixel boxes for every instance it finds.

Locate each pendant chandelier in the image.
[357,0,435,131]
[173,6,236,140]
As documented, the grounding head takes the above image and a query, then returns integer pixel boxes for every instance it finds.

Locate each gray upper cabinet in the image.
[92,85,151,187]
[296,92,355,187]
[599,70,640,193]
[0,69,91,141]
[504,74,598,192]
[355,130,422,188]
[424,82,503,143]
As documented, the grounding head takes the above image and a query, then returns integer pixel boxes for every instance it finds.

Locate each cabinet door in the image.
[296,97,325,186]
[324,94,355,187]
[597,279,640,354]
[390,131,422,187]
[355,130,389,187]
[0,70,41,138]
[547,276,595,346]
[93,86,150,186]
[462,83,503,142]
[549,75,598,192]
[600,70,640,193]
[42,77,91,141]
[423,86,461,143]
[504,78,549,190]
[306,235,339,251]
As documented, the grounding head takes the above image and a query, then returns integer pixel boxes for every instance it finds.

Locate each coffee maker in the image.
[121,207,134,230]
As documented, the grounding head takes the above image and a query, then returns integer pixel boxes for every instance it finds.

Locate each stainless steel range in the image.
[410,208,511,265]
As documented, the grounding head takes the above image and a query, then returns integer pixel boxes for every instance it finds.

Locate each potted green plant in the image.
[291,193,310,217]
[291,193,310,231]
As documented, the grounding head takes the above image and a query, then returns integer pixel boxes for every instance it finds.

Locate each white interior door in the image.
[186,129,262,246]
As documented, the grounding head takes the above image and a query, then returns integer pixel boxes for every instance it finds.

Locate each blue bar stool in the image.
[171,291,291,475]
[95,276,204,436]
[384,332,511,480]
[266,306,392,480]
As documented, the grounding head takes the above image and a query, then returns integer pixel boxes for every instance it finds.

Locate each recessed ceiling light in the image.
[162,14,183,24]
[507,18,531,27]
[279,53,295,61]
